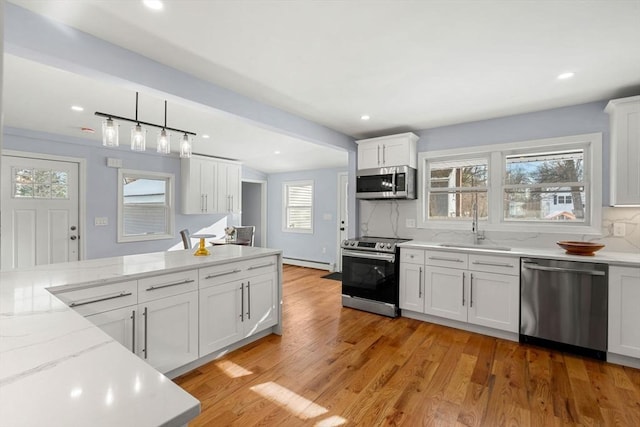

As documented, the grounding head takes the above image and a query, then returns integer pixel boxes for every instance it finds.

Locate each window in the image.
[283,181,313,233]
[12,167,69,199]
[418,133,602,233]
[118,169,175,242]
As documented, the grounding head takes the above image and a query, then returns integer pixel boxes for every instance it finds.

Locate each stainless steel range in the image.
[341,236,410,317]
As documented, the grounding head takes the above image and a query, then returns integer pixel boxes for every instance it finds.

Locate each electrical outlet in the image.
[613,222,626,237]
[322,247,327,254]
[406,218,416,228]
[94,217,108,226]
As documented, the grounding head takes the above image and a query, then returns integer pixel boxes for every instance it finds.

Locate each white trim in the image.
[2,149,87,260]
[336,172,349,272]
[117,168,175,243]
[241,178,268,247]
[417,133,603,234]
[283,257,332,271]
[282,179,314,234]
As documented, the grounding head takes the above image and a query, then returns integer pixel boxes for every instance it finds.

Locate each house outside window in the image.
[283,180,313,233]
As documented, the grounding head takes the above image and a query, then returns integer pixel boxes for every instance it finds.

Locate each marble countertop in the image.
[0,245,281,427]
[398,241,640,267]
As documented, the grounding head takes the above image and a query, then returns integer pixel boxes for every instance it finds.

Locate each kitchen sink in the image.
[438,243,512,251]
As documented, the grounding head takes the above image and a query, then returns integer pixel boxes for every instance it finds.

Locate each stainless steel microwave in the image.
[356,166,417,200]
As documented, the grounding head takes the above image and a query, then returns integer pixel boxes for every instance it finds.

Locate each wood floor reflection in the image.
[174,265,640,426]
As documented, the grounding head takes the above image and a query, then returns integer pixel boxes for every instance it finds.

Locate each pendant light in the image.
[95,92,196,157]
[157,101,171,154]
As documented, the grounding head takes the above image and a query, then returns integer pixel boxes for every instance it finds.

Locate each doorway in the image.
[241,180,267,247]
[1,152,84,269]
[335,172,349,272]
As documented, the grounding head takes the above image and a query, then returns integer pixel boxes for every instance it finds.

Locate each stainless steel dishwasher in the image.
[520,258,608,360]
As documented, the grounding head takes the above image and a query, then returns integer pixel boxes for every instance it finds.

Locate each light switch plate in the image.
[94,217,108,226]
[406,219,416,228]
[613,222,626,237]
[107,158,122,168]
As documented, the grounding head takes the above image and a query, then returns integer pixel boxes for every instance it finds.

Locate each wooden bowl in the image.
[556,241,605,256]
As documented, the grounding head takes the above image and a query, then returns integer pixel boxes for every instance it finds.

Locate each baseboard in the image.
[283,257,333,271]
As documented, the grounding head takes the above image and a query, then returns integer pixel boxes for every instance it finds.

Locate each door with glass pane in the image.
[1,156,79,269]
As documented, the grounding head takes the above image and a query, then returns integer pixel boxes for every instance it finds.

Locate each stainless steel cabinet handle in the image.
[69,291,132,307]
[472,260,514,268]
[428,256,465,263]
[143,306,148,359]
[343,249,395,262]
[200,194,204,212]
[462,272,465,306]
[247,281,251,320]
[205,269,241,279]
[248,262,275,270]
[146,279,195,291]
[470,273,474,308]
[240,283,245,322]
[522,262,605,276]
[382,144,386,164]
[377,145,380,165]
[131,309,136,353]
[418,267,423,299]
[205,194,208,212]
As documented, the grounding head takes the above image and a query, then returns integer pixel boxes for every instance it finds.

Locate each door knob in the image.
[70,226,77,231]
[70,235,77,241]
[340,227,345,231]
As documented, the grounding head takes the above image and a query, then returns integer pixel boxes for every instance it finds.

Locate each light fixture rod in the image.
[163,101,167,128]
[135,92,139,122]
[94,111,196,136]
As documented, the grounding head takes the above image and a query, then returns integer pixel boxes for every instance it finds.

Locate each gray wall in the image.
[242,181,263,247]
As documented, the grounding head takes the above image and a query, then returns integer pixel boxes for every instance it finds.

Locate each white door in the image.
[336,172,349,272]
[1,155,80,270]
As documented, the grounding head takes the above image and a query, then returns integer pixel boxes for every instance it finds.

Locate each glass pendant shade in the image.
[180,133,192,158]
[131,124,147,151]
[102,118,119,147]
[157,129,171,154]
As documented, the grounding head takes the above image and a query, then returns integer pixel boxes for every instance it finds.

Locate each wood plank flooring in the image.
[175,265,640,426]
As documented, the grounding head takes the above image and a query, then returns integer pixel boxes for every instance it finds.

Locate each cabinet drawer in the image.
[52,280,137,316]
[199,262,245,288]
[400,249,425,264]
[468,254,519,276]
[425,250,468,269]
[138,270,198,303]
[239,256,278,277]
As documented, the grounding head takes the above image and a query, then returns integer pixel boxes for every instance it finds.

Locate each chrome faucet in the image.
[472,200,485,244]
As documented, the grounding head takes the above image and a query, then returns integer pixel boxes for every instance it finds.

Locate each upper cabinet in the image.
[605,96,640,206]
[356,132,419,170]
[181,155,241,214]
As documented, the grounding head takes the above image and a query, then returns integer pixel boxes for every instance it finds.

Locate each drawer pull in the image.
[429,256,464,263]
[146,279,195,291]
[205,269,241,279]
[472,261,514,268]
[248,262,275,270]
[69,291,133,307]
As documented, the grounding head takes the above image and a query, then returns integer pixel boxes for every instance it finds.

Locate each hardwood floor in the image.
[175,265,640,426]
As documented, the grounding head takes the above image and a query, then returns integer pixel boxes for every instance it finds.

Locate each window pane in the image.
[429,159,488,189]
[120,174,171,240]
[123,178,167,204]
[284,182,313,231]
[14,183,33,198]
[287,185,312,206]
[429,191,487,219]
[505,150,583,185]
[123,205,167,236]
[287,207,312,229]
[504,186,586,221]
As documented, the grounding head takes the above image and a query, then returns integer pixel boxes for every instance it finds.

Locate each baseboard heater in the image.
[283,257,333,271]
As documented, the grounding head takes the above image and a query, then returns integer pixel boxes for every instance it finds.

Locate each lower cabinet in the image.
[424,266,466,322]
[86,306,136,352]
[608,266,640,358]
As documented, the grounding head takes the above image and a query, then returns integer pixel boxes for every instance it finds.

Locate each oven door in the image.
[342,249,397,304]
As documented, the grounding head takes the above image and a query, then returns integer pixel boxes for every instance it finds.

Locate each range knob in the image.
[387,243,392,249]
[350,241,356,246]
[343,240,349,246]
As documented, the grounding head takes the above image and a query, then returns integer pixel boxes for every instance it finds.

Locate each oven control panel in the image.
[341,239,397,253]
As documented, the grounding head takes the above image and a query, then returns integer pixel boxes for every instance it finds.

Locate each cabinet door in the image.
[399,262,424,312]
[86,306,136,353]
[139,291,199,373]
[608,266,640,358]
[244,272,278,337]
[607,97,640,205]
[201,159,217,213]
[357,142,381,169]
[380,138,409,167]
[199,281,243,356]
[227,163,242,214]
[424,266,466,322]
[467,271,519,332]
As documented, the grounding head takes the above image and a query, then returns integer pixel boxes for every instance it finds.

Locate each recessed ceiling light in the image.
[202,134,210,139]
[71,105,84,112]
[557,72,575,80]
[143,0,164,11]
[274,150,281,155]
[360,115,371,121]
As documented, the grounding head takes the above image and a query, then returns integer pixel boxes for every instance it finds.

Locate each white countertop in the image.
[398,241,640,267]
[0,245,281,427]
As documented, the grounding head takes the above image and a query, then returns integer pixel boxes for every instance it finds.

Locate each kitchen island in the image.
[0,245,283,427]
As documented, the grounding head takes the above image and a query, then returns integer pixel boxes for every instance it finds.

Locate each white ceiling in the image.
[4,0,640,172]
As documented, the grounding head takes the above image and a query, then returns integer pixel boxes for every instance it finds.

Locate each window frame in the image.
[282,180,314,234]
[417,133,602,234]
[117,169,175,243]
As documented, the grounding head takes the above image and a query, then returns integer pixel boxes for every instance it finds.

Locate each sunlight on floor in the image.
[314,415,348,426]
[215,360,253,378]
[250,382,328,420]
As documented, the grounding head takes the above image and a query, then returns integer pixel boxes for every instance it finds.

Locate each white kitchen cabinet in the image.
[605,95,640,206]
[608,266,640,358]
[181,155,217,214]
[86,306,136,352]
[399,262,424,312]
[199,281,244,354]
[138,290,199,373]
[216,160,242,214]
[424,266,467,322]
[244,272,278,336]
[356,132,418,170]
[467,270,519,332]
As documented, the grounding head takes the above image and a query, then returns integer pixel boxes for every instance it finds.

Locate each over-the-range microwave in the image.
[356,165,417,200]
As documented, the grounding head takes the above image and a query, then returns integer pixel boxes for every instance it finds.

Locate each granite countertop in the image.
[0,245,281,427]
[398,241,640,267]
